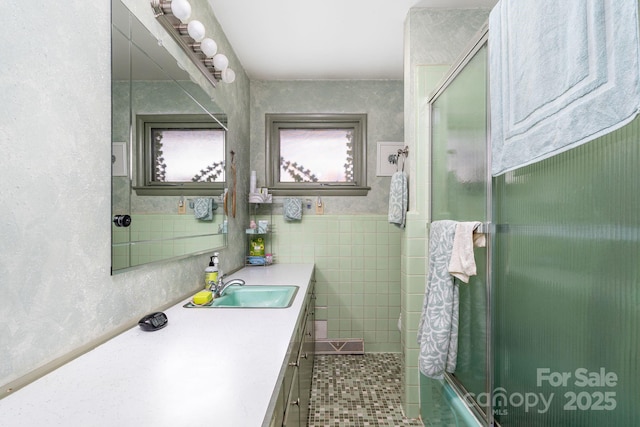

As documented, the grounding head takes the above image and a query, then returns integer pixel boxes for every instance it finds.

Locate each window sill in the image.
[267,186,371,197]
[133,186,224,197]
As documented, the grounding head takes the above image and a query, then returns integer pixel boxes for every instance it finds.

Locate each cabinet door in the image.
[283,326,301,412]
[298,297,315,424]
[268,385,285,427]
[283,368,300,427]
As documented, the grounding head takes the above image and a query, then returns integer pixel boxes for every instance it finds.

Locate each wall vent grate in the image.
[315,338,364,355]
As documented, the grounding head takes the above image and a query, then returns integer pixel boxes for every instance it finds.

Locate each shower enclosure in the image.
[425,24,639,427]
[425,29,491,426]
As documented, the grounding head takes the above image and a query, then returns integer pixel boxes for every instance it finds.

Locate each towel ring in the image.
[396,146,408,172]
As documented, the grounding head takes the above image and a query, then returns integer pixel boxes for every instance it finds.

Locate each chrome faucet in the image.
[211,275,245,297]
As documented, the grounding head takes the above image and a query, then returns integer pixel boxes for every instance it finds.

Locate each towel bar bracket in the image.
[474,222,492,235]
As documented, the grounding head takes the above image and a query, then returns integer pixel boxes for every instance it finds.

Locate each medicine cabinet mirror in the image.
[111,0,227,273]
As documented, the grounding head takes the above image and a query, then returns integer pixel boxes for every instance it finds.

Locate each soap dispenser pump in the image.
[205,253,219,289]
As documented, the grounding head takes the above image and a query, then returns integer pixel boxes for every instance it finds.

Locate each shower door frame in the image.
[427,24,495,427]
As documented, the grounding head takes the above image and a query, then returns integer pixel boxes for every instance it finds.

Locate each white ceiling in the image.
[208,0,498,81]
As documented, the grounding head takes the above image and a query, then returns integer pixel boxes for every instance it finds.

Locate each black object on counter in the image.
[138,312,168,331]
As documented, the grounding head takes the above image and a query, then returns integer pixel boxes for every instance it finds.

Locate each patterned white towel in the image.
[193,198,215,221]
[388,171,407,228]
[283,198,302,221]
[417,220,459,379]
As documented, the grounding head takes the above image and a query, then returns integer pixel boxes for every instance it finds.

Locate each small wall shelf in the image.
[245,202,276,266]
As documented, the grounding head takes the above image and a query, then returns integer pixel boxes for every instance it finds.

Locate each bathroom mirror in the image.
[111,0,227,273]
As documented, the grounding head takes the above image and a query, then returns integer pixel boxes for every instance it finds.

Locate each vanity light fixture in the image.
[186,20,206,42]
[169,0,191,22]
[200,38,218,57]
[150,0,236,87]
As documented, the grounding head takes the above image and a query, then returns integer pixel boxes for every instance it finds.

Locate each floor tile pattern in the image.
[308,353,423,427]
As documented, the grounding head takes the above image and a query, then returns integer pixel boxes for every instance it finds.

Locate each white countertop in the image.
[0,264,315,427]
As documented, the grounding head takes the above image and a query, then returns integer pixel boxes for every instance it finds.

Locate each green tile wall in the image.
[402,213,430,419]
[112,214,224,270]
[259,214,402,353]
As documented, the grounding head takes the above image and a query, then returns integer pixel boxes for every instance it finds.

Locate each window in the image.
[266,113,369,195]
[134,114,226,196]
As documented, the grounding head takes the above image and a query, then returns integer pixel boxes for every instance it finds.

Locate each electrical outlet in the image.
[315,197,324,215]
[178,200,186,214]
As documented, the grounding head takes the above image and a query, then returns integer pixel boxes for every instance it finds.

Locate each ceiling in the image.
[208,0,498,81]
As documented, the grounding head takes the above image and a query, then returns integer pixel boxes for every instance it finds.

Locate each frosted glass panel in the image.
[493,117,640,425]
[430,44,489,414]
[431,46,488,222]
[279,129,353,182]
[151,129,225,183]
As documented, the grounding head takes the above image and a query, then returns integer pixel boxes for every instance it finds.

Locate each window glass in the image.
[151,129,225,182]
[279,129,353,183]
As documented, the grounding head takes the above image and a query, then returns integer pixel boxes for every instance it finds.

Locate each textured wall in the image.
[248,80,405,352]
[0,0,250,390]
[250,80,404,214]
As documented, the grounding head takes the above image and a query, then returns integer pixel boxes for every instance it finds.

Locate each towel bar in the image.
[426,222,492,235]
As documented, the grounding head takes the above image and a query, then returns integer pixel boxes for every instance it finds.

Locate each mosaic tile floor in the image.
[308,353,423,427]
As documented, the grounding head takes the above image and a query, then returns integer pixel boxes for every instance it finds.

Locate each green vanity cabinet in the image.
[298,292,315,424]
[269,280,315,427]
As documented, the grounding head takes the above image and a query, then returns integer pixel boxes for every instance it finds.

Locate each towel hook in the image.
[386,146,409,171]
[396,146,408,172]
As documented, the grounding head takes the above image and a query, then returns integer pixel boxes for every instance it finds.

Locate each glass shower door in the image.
[426,15,640,427]
[429,39,490,422]
[492,116,640,426]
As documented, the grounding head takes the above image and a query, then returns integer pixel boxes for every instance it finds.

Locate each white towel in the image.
[388,171,408,228]
[490,0,640,175]
[448,222,485,283]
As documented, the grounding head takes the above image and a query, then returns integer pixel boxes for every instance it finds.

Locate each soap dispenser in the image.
[205,253,219,289]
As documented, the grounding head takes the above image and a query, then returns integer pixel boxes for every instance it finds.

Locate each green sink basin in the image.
[185,285,299,308]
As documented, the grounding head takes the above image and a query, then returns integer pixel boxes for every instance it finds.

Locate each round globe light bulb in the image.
[187,20,206,42]
[200,38,218,57]
[212,53,229,71]
[170,0,191,22]
[221,68,236,84]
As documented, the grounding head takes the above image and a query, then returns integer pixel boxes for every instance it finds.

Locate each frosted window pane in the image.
[151,129,225,182]
[279,129,354,183]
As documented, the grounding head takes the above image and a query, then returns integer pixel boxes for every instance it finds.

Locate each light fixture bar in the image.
[150,0,222,88]
[150,0,172,16]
